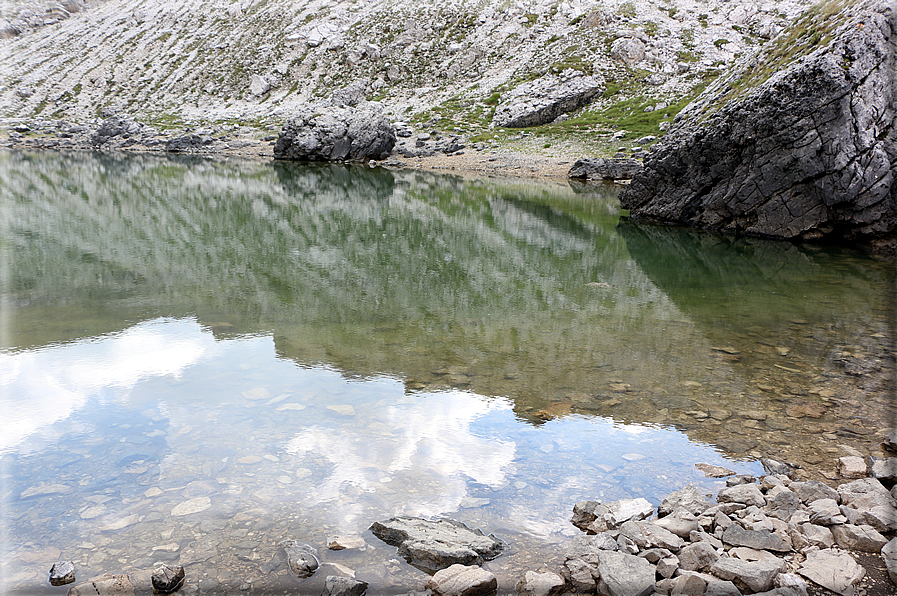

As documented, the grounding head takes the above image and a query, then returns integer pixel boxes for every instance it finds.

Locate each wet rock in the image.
[514,570,564,596]
[882,537,897,584]
[718,484,765,508]
[830,523,888,552]
[493,73,604,128]
[275,101,396,162]
[567,158,643,181]
[67,573,136,596]
[596,550,655,596]
[722,524,791,552]
[710,557,786,593]
[760,459,794,477]
[328,536,366,550]
[151,564,185,594]
[838,456,868,479]
[678,541,719,572]
[425,564,497,596]
[49,561,75,586]
[572,501,608,531]
[726,475,757,487]
[797,549,865,595]
[279,540,320,578]
[323,576,368,596]
[370,517,504,572]
[695,463,736,478]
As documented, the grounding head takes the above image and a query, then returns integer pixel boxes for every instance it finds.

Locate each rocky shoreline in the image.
[43,431,897,596]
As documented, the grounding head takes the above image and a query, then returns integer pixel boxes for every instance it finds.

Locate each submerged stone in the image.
[279,540,319,578]
[151,564,185,594]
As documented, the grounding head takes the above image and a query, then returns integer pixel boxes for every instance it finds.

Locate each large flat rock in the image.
[370,517,504,572]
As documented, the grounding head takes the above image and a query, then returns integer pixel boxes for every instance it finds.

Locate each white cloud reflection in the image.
[0,318,217,454]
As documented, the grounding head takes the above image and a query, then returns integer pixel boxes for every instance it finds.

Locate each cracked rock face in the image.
[492,72,604,129]
[274,101,396,162]
[370,517,504,572]
[619,0,896,250]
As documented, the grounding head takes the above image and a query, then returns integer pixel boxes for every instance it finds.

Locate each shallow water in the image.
[1,151,894,594]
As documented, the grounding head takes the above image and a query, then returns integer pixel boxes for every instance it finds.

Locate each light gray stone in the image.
[678,542,718,572]
[718,484,765,508]
[596,551,655,596]
[657,556,679,579]
[722,524,791,552]
[808,498,848,525]
[797,549,865,596]
[607,498,654,528]
[791,481,839,505]
[493,73,604,128]
[881,537,897,584]
[515,570,565,596]
[838,456,868,479]
[870,458,897,485]
[659,484,712,517]
[798,523,835,548]
[370,517,504,572]
[830,523,888,552]
[426,564,497,596]
[837,478,897,531]
[619,520,685,551]
[710,557,786,593]
[670,572,706,595]
[655,511,700,538]
[773,573,808,596]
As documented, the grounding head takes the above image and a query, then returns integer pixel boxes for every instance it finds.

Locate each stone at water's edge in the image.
[49,561,75,586]
[279,540,319,578]
[567,158,643,181]
[618,0,896,251]
[425,564,497,596]
[151,564,185,594]
[274,101,396,162]
[66,573,135,596]
[370,517,504,572]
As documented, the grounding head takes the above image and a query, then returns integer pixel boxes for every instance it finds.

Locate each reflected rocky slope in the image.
[2,151,894,476]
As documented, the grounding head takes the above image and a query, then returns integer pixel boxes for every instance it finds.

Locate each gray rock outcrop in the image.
[492,72,604,128]
[619,0,896,251]
[370,517,504,572]
[568,158,643,181]
[274,101,395,162]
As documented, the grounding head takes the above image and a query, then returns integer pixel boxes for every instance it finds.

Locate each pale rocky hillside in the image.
[1,0,815,137]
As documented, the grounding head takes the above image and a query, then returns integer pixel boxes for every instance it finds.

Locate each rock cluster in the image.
[563,468,897,596]
[619,0,896,251]
[492,72,605,129]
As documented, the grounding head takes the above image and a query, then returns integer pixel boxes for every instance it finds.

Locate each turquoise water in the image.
[1,151,893,594]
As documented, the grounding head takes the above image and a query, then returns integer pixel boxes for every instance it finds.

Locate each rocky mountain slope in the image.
[1,0,815,145]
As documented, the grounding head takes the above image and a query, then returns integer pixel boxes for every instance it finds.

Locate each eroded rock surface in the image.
[619,0,896,251]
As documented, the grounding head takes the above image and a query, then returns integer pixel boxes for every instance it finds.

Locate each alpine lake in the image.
[1,151,894,595]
